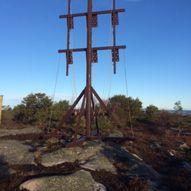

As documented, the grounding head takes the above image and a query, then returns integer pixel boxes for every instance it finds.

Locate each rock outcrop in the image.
[40,141,117,174]
[0,140,34,165]
[0,127,162,191]
[0,127,41,138]
[20,170,106,191]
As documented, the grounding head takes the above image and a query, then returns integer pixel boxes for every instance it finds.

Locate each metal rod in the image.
[66,0,71,76]
[91,87,109,114]
[86,0,93,137]
[59,9,125,19]
[93,45,126,51]
[58,45,126,53]
[91,87,120,126]
[58,88,85,128]
[74,94,86,142]
[91,92,95,122]
[113,0,117,74]
[59,48,86,53]
[91,93,99,135]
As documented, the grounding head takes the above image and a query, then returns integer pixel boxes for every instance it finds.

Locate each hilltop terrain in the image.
[0,94,191,191]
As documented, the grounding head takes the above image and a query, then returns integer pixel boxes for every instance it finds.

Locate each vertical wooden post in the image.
[112,0,117,74]
[86,0,93,137]
[0,95,3,126]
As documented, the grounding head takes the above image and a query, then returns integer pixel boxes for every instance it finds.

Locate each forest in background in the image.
[1,93,191,135]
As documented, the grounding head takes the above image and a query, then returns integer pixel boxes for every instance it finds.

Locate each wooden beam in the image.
[59,9,125,19]
[58,45,126,53]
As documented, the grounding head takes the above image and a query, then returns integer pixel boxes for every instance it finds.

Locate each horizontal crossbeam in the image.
[59,9,125,19]
[58,45,126,53]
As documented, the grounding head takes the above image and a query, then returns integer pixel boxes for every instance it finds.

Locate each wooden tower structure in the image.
[56,0,126,142]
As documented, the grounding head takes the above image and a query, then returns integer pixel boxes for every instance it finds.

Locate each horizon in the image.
[2,93,190,111]
[0,0,191,110]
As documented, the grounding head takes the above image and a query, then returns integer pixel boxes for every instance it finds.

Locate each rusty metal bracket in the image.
[92,14,98,27]
[67,15,74,29]
[66,50,73,64]
[112,47,119,62]
[112,12,119,26]
[92,49,98,63]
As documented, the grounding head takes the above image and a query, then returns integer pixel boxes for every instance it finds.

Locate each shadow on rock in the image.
[101,142,160,180]
[99,142,163,191]
[0,154,10,180]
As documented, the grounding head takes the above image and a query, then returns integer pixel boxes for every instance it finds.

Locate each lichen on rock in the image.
[19,170,106,191]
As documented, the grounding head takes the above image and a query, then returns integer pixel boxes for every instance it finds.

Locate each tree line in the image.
[1,93,191,133]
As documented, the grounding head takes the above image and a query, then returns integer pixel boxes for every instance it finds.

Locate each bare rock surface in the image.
[0,133,161,191]
[19,170,106,191]
[103,143,160,181]
[40,141,117,174]
[82,141,160,181]
[79,141,117,173]
[40,147,82,166]
[39,140,160,181]
[0,140,34,165]
[0,127,41,138]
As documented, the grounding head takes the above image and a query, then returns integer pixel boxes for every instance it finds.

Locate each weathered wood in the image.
[59,9,125,19]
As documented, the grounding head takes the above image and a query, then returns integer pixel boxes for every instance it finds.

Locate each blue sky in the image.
[0,0,191,109]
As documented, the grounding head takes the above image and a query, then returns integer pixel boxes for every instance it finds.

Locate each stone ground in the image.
[0,127,164,191]
[0,127,41,138]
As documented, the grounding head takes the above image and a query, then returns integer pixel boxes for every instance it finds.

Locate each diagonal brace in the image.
[91,87,121,127]
[58,88,85,128]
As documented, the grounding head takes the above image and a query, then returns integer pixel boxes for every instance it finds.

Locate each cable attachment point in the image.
[67,15,74,29]
[92,49,98,63]
[66,50,73,65]
[112,47,119,62]
[92,14,98,28]
[112,12,119,26]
